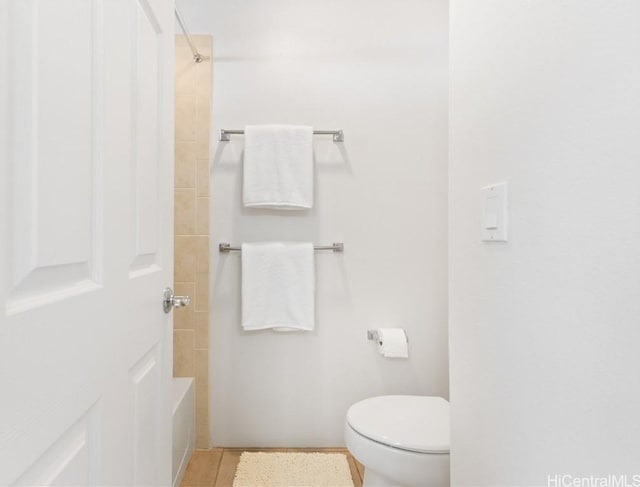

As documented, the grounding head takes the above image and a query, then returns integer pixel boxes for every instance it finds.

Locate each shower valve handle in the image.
[163,287,191,313]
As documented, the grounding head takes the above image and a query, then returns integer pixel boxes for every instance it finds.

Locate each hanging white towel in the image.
[243,125,314,210]
[241,242,315,331]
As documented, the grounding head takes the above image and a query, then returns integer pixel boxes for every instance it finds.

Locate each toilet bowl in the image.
[344,395,449,487]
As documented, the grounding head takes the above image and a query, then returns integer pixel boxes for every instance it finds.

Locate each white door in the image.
[0,0,175,485]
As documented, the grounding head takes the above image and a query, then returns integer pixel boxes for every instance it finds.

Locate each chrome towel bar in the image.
[219,242,344,253]
[219,129,344,142]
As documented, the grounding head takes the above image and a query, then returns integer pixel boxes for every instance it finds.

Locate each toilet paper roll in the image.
[376,328,408,358]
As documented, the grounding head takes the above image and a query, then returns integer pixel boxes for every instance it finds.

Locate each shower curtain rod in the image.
[175,6,205,63]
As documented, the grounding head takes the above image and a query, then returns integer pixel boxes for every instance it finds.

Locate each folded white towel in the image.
[243,125,314,210]
[241,242,315,331]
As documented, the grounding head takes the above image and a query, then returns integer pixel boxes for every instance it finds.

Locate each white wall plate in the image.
[481,182,508,242]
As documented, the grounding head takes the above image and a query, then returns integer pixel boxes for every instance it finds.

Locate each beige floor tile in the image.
[180,449,222,487]
[347,455,363,486]
[355,458,365,482]
[214,450,242,487]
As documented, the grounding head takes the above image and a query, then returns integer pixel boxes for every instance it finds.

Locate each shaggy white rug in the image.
[232,452,354,487]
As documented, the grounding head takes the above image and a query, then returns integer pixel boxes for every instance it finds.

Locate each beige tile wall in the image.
[174,35,212,450]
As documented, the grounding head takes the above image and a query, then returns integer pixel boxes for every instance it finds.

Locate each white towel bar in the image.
[219,129,344,142]
[219,242,344,253]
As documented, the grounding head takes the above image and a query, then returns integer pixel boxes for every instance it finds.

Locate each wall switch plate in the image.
[481,182,508,242]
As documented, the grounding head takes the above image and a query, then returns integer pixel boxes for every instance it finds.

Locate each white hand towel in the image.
[241,242,315,331]
[243,125,314,210]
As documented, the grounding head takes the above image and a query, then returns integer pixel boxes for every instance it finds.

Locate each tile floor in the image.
[180,448,364,487]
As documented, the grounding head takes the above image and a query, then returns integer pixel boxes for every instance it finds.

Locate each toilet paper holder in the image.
[367,329,409,343]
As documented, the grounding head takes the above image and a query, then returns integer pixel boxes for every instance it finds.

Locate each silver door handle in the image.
[163,287,191,313]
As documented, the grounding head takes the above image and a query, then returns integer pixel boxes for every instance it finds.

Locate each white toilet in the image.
[344,395,450,487]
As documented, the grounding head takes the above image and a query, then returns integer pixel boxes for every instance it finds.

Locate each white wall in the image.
[450,1,640,484]
[180,0,449,446]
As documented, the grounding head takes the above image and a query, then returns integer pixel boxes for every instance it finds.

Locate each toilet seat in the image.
[346,395,449,454]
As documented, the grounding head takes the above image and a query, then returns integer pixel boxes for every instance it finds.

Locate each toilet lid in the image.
[347,395,449,454]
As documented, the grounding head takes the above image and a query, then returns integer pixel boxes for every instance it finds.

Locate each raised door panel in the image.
[6,0,103,314]
[12,404,100,486]
[130,0,164,277]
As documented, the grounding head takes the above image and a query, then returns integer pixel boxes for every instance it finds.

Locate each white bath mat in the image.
[232,452,354,487]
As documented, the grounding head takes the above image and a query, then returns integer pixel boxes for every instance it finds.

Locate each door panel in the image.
[0,0,174,485]
[132,0,162,272]
[6,0,102,314]
[13,404,100,487]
